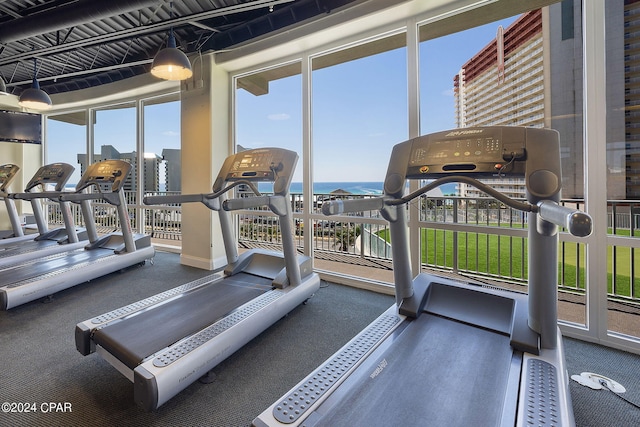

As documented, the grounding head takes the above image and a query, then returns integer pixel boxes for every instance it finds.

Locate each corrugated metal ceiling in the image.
[0,0,362,96]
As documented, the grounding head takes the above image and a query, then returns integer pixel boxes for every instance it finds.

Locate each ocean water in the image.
[258,181,457,195]
[68,181,457,195]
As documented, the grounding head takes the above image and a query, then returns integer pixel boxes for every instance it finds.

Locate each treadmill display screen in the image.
[405,127,526,178]
[228,150,285,181]
[0,164,19,191]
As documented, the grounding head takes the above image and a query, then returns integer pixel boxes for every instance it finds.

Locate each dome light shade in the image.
[18,78,52,110]
[0,77,8,95]
[151,31,193,81]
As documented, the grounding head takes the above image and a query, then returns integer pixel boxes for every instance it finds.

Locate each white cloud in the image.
[267,113,290,121]
[162,130,180,136]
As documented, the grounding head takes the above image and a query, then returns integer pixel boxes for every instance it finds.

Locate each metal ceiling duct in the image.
[0,0,160,43]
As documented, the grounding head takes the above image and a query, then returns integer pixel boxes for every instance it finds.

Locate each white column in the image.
[179,53,229,270]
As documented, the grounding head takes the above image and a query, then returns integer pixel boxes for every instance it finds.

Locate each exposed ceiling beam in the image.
[0,0,295,68]
[6,59,154,87]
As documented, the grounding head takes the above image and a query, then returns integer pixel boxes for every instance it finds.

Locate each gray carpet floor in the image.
[0,250,639,426]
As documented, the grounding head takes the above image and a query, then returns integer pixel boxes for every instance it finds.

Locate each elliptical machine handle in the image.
[322,197,386,216]
[536,200,592,237]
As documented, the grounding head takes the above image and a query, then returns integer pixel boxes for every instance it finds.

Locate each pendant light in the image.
[18,58,52,110]
[0,76,8,95]
[151,2,192,81]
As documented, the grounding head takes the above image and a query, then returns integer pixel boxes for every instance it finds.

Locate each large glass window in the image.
[418,5,587,327]
[45,113,88,230]
[143,96,181,245]
[93,103,137,187]
[143,99,180,194]
[235,62,302,180]
[234,62,303,251]
[311,34,407,283]
[46,113,86,187]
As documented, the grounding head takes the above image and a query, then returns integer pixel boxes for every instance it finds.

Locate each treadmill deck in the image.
[276,313,517,426]
[93,272,272,369]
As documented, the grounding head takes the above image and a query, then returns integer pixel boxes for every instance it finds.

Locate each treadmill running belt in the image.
[93,272,270,370]
[310,314,514,426]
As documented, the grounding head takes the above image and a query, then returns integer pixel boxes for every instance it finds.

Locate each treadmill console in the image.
[214,147,298,195]
[24,162,75,192]
[385,126,562,202]
[0,164,20,193]
[405,127,527,179]
[75,160,132,193]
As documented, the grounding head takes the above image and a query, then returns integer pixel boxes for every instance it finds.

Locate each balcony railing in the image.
[42,191,639,306]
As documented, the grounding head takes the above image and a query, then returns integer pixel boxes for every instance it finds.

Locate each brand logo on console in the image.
[445,129,484,137]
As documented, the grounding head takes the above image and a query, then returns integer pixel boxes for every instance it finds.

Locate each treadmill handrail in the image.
[223,195,271,211]
[536,200,592,237]
[223,194,290,217]
[143,180,261,210]
[10,190,71,201]
[322,196,386,216]
[321,175,533,216]
[59,191,121,206]
[388,175,533,212]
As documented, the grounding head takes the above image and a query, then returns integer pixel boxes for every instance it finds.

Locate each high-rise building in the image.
[78,145,182,192]
[77,145,162,194]
[453,10,544,200]
[162,148,181,192]
[453,1,640,200]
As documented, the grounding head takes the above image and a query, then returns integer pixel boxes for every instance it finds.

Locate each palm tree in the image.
[333,223,361,252]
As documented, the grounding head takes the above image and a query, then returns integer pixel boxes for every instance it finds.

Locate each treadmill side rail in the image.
[253,305,404,426]
[0,245,154,310]
[75,272,224,355]
[133,277,320,411]
[517,329,575,426]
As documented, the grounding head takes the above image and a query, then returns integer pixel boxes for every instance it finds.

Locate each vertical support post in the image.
[80,199,98,243]
[30,198,48,234]
[60,201,79,243]
[302,54,313,260]
[116,189,136,253]
[407,18,422,278]
[4,198,24,237]
[582,0,609,342]
[278,195,302,287]
[528,212,559,349]
[452,199,458,273]
[217,194,239,265]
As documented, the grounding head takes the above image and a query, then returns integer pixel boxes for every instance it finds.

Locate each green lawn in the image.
[377,227,640,299]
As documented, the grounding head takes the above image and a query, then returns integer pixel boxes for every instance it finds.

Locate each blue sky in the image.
[236,15,518,182]
[48,14,518,185]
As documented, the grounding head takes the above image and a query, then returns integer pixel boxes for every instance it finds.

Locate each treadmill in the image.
[75,147,321,411]
[0,159,155,310]
[0,163,89,269]
[0,163,28,242]
[253,126,592,427]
